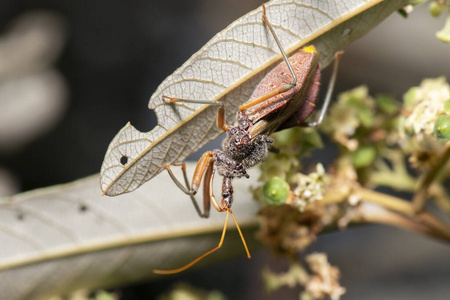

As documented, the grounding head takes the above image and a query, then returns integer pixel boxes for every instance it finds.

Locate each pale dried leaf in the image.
[0,163,260,300]
[100,0,408,196]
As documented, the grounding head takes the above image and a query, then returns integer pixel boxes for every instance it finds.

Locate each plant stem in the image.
[321,185,414,215]
[429,184,450,216]
[370,150,417,192]
[352,187,415,216]
[412,143,450,213]
[358,203,434,236]
[417,211,450,241]
[321,186,450,242]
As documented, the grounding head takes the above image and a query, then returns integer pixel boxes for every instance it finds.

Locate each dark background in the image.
[0,1,449,299]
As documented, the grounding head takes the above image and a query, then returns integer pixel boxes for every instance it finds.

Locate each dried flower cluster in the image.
[262,254,345,300]
[304,253,346,300]
[257,205,324,256]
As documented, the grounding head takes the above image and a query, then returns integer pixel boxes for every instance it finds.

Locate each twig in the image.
[370,150,416,192]
[417,211,450,241]
[321,186,450,242]
[358,203,436,237]
[413,143,450,213]
[429,184,450,217]
[352,187,415,216]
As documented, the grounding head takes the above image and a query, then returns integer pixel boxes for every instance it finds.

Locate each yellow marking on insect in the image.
[303,45,316,53]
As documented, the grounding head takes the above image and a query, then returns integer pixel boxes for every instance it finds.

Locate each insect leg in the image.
[239,5,297,112]
[162,95,219,106]
[161,151,214,218]
[153,169,249,274]
[261,4,297,87]
[163,96,228,131]
[216,103,228,131]
[207,169,225,212]
[301,50,344,127]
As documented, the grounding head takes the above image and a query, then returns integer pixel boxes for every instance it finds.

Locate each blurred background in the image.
[0,0,449,299]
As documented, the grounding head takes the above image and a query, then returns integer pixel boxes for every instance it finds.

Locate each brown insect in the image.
[154,5,343,274]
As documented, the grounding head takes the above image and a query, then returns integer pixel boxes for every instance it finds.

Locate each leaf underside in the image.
[0,165,260,300]
[100,0,408,196]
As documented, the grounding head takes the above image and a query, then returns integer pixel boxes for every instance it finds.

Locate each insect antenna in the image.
[153,208,244,274]
[229,208,251,259]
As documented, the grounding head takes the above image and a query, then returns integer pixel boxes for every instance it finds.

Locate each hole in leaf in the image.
[120,156,128,165]
[133,108,157,132]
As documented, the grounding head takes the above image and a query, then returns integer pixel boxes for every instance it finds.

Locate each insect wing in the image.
[276,68,320,131]
[246,49,320,137]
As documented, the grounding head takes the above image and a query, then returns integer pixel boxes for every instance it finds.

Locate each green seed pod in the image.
[263,177,290,205]
[434,115,450,141]
[352,145,377,168]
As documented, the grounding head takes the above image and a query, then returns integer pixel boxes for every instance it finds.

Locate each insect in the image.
[153,5,343,274]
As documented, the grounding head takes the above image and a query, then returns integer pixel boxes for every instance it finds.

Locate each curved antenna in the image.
[153,207,250,274]
[153,209,231,275]
[229,208,251,259]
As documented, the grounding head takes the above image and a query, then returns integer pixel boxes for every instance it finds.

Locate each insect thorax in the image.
[213,113,272,179]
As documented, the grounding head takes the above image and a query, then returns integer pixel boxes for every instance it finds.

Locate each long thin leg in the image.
[162,164,206,218]
[208,170,224,213]
[162,152,211,195]
[201,159,214,216]
[163,96,228,131]
[301,50,344,127]
[154,169,228,274]
[162,95,219,106]
[164,4,298,127]
[154,172,250,274]
[161,151,214,218]
[239,4,297,112]
[180,162,206,218]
